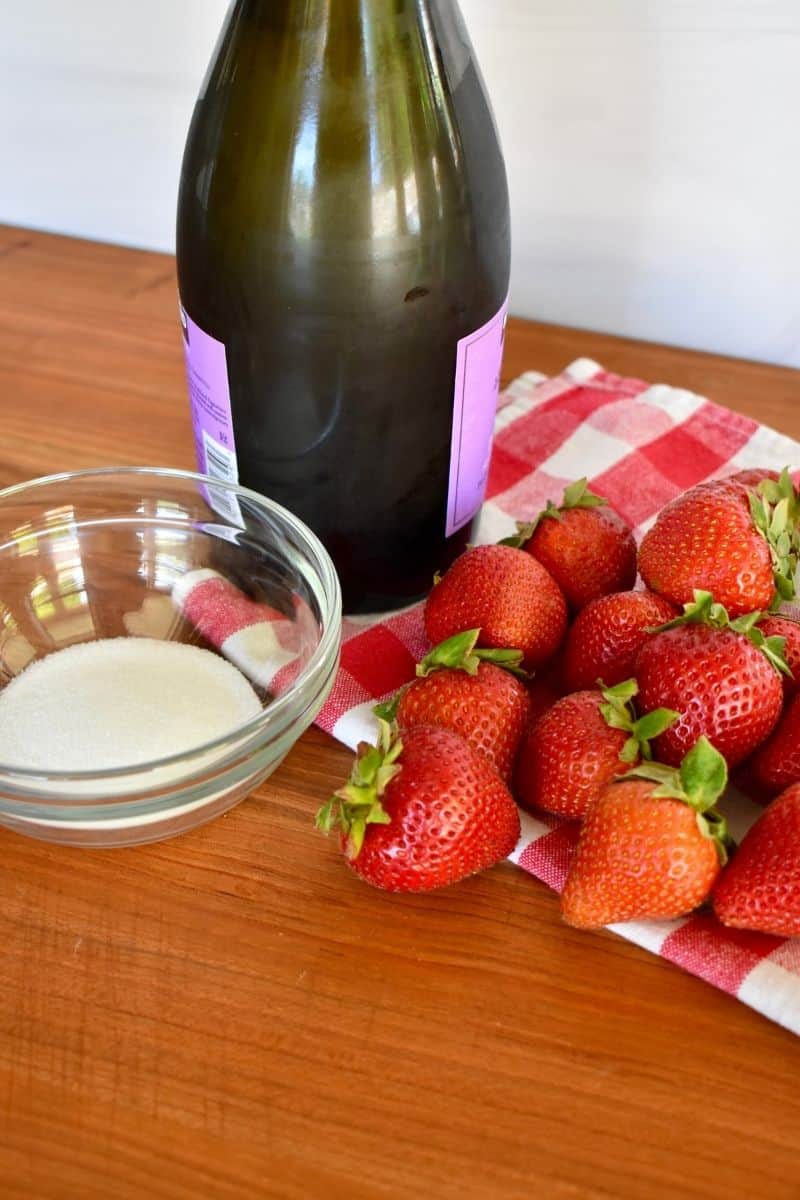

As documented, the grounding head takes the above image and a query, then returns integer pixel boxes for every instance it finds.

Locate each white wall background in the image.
[2,1,799,367]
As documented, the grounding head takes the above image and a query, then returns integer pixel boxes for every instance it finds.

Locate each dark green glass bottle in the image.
[177,0,510,613]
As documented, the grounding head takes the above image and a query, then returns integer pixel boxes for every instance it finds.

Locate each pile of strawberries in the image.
[318,469,800,940]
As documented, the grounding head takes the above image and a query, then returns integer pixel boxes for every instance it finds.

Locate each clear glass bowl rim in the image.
[0,465,342,784]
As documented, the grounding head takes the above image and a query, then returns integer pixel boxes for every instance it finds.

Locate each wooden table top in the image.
[2,225,800,1200]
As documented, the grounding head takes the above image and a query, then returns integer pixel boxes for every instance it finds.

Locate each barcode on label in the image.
[202,431,244,526]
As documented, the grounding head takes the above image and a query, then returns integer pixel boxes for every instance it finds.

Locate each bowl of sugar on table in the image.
[0,468,341,846]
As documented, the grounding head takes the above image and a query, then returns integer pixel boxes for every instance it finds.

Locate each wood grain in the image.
[1,226,800,1200]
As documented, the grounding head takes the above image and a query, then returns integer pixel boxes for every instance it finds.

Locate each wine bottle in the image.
[177,0,510,613]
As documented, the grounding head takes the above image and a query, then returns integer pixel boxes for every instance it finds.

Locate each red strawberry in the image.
[713,781,800,936]
[561,737,729,928]
[316,722,520,892]
[508,478,636,611]
[425,544,567,669]
[759,615,800,696]
[527,674,561,725]
[635,592,786,767]
[727,468,780,489]
[514,680,678,819]
[384,629,532,781]
[748,692,800,797]
[563,590,678,692]
[638,470,800,617]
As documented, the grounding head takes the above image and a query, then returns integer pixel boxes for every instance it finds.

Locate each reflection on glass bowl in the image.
[0,467,341,847]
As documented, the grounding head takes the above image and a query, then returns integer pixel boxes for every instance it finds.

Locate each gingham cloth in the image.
[179,358,800,1036]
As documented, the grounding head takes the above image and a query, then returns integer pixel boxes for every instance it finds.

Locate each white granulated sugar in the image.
[0,637,262,771]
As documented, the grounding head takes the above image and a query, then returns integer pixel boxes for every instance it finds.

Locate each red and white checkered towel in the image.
[178,358,800,1037]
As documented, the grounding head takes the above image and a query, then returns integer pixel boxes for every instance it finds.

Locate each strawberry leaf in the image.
[695,809,731,866]
[750,468,800,604]
[770,497,790,538]
[315,722,403,858]
[601,678,639,703]
[352,743,385,787]
[632,707,681,744]
[599,680,679,761]
[648,589,728,633]
[620,739,731,860]
[753,631,791,677]
[775,572,796,601]
[416,628,527,679]
[498,518,539,548]
[315,798,337,834]
[622,737,727,811]
[367,799,393,826]
[622,760,685,799]
[729,623,791,677]
[417,628,482,676]
[561,478,608,511]
[678,736,728,813]
[729,610,763,635]
[345,816,368,860]
[618,735,641,764]
[599,702,633,731]
[598,678,638,732]
[654,594,791,674]
[374,691,402,722]
[749,490,770,537]
[500,478,607,549]
[473,648,529,679]
[539,499,564,524]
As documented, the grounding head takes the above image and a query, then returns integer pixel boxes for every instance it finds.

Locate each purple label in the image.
[180,304,242,524]
[181,298,507,536]
[446,300,508,536]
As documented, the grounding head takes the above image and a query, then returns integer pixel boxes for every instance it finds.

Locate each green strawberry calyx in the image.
[622,736,732,864]
[598,678,679,764]
[315,719,400,860]
[416,628,527,679]
[373,629,528,722]
[748,468,800,604]
[649,589,791,677]
[499,477,607,547]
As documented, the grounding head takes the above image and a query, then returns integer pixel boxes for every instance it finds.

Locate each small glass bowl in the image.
[0,467,341,847]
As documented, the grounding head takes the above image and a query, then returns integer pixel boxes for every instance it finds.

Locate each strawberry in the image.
[505,478,636,611]
[713,781,800,936]
[316,722,520,892]
[527,674,561,725]
[747,692,800,797]
[379,629,532,781]
[726,468,781,489]
[514,679,678,819]
[759,615,800,696]
[424,543,567,669]
[635,592,787,767]
[562,589,678,692]
[561,737,730,928]
[638,469,800,617]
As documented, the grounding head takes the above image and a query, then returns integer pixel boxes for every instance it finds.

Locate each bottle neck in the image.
[231,0,459,36]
